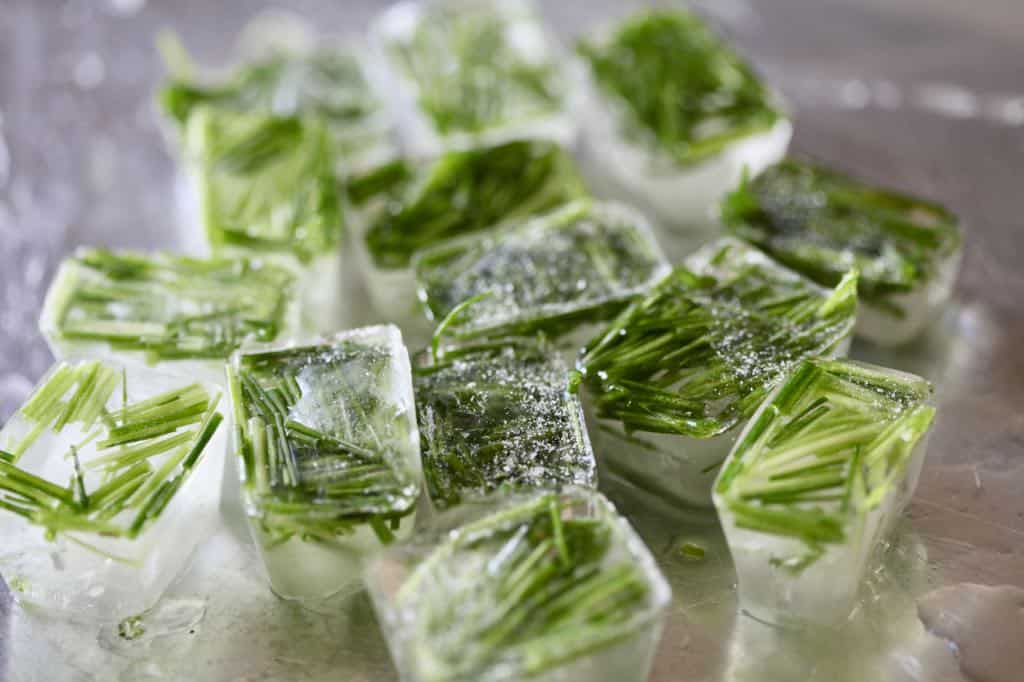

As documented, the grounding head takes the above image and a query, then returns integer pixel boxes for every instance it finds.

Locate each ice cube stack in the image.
[1,0,958,674]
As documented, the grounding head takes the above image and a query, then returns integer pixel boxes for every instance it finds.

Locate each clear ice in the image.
[0,358,227,623]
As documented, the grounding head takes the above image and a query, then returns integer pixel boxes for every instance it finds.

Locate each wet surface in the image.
[1,1,1023,680]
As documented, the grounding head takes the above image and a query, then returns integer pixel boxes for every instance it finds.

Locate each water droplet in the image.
[98,598,207,655]
[73,52,106,90]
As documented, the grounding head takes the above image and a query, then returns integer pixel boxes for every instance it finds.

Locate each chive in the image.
[721,159,960,313]
[415,201,668,345]
[188,106,341,264]
[88,462,151,510]
[383,0,564,136]
[717,358,935,566]
[358,140,586,269]
[578,10,781,167]
[394,493,654,679]
[46,250,297,362]
[231,335,418,548]
[576,240,857,442]
[84,429,197,471]
[414,341,595,510]
[159,45,388,163]
[679,542,706,560]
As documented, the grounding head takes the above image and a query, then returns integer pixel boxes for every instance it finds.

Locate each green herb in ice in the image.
[162,46,387,162]
[715,358,934,568]
[385,1,564,136]
[229,340,417,547]
[0,360,223,541]
[578,9,781,166]
[572,239,857,444]
[357,139,586,269]
[44,249,295,363]
[397,492,655,680]
[721,160,961,318]
[414,340,594,509]
[189,106,342,263]
[414,201,668,343]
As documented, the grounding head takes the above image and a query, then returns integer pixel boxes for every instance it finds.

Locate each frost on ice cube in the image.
[576,9,790,230]
[721,159,962,346]
[413,339,595,510]
[348,139,585,328]
[227,324,421,601]
[713,358,936,626]
[365,487,670,682]
[413,200,669,352]
[40,249,301,385]
[371,0,577,156]
[573,238,858,506]
[184,106,345,332]
[0,359,226,623]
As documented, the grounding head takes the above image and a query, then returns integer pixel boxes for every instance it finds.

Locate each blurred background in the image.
[1,1,1022,681]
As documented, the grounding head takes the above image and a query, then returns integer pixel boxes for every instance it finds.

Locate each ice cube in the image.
[365,487,671,682]
[713,358,936,626]
[39,248,302,385]
[160,42,397,177]
[413,339,596,509]
[348,139,586,332]
[414,200,670,356]
[182,106,346,333]
[0,358,227,623]
[227,324,421,601]
[720,159,962,346]
[370,0,578,157]
[574,238,858,506]
[576,9,790,231]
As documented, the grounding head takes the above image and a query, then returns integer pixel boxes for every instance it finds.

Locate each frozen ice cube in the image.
[0,358,227,624]
[713,358,936,626]
[721,159,962,346]
[414,200,670,355]
[365,487,671,682]
[39,248,302,385]
[348,139,586,332]
[576,9,790,231]
[370,0,579,156]
[574,238,858,506]
[182,106,346,333]
[160,40,397,177]
[227,324,421,601]
[413,339,596,509]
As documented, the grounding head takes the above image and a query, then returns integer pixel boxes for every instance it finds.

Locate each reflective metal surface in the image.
[2,1,1023,681]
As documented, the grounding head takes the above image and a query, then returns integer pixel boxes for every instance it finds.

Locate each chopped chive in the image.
[721,159,960,313]
[392,492,656,679]
[414,341,595,510]
[45,250,296,362]
[382,0,565,137]
[576,240,857,441]
[716,358,935,567]
[578,9,782,167]
[357,140,585,270]
[231,333,418,549]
